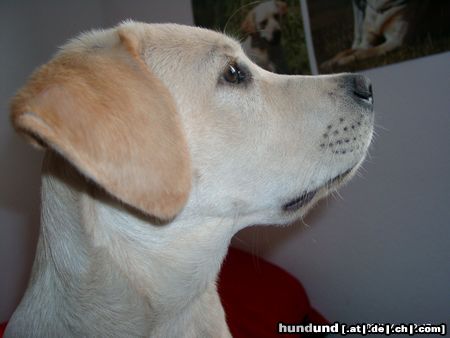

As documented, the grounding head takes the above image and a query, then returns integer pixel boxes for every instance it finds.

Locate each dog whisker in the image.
[332,189,344,201]
[300,215,311,228]
[355,168,367,180]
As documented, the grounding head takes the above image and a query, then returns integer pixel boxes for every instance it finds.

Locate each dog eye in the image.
[260,19,268,29]
[273,14,280,21]
[223,63,246,84]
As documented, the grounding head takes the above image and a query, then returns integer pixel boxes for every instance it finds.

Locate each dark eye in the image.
[223,63,246,84]
[260,19,268,29]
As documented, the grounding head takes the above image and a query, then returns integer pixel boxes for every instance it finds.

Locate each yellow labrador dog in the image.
[6,21,374,337]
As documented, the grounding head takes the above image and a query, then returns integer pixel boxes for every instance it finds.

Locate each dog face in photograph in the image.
[7,21,374,337]
[322,0,423,70]
[241,0,288,72]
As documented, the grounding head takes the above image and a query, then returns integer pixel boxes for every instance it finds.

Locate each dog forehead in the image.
[149,24,242,56]
[60,22,243,69]
[145,25,247,72]
[254,1,278,21]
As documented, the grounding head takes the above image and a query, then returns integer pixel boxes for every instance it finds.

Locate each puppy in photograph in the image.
[241,0,288,73]
[6,20,374,337]
[322,0,426,70]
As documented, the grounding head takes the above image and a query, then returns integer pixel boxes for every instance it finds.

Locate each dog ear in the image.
[10,28,191,220]
[276,1,288,16]
[241,11,256,33]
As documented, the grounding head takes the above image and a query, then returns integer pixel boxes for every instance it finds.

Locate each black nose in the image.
[352,74,373,104]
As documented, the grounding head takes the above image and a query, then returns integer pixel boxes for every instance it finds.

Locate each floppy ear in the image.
[276,1,288,16]
[10,28,191,220]
[241,11,256,33]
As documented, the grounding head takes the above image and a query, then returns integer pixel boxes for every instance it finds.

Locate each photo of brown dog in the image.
[193,0,311,74]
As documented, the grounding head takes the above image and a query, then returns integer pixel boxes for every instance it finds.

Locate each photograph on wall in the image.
[307,0,450,73]
[192,0,311,74]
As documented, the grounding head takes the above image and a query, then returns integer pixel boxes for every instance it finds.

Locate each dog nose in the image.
[352,74,373,105]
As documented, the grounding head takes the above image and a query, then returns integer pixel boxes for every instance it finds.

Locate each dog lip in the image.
[282,190,317,212]
[282,167,354,212]
[328,167,353,185]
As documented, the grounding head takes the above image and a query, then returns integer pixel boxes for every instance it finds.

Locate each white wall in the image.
[1,0,449,327]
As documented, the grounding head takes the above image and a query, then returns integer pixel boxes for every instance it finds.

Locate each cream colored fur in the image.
[6,21,374,337]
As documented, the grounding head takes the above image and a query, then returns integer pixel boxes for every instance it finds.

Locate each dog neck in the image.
[8,151,232,337]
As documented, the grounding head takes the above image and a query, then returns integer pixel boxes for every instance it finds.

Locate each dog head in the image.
[241,0,288,44]
[11,21,374,229]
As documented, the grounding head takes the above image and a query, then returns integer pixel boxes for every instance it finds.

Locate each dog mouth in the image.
[282,167,354,212]
[270,30,281,44]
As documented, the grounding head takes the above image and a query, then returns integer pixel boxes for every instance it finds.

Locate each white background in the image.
[1,0,449,327]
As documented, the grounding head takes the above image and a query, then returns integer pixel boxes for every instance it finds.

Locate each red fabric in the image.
[1,248,328,338]
[218,248,329,337]
[0,322,6,337]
